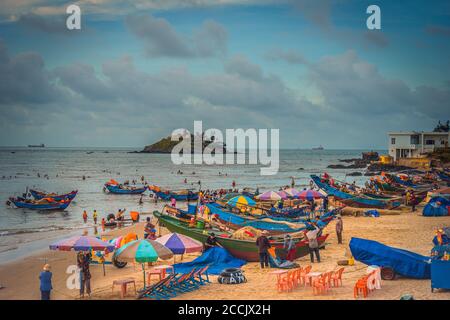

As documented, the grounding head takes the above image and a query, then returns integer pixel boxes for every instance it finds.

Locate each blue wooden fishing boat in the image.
[104,184,147,194]
[206,202,308,234]
[7,197,72,210]
[311,175,401,209]
[149,186,198,201]
[30,189,78,201]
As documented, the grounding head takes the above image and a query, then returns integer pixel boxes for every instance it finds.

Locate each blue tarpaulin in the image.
[423,197,450,217]
[349,237,431,279]
[172,247,247,275]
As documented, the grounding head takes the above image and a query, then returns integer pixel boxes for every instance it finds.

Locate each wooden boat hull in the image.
[9,198,72,210]
[105,184,146,194]
[311,175,401,209]
[206,203,306,234]
[152,190,198,201]
[153,211,329,262]
[30,189,78,201]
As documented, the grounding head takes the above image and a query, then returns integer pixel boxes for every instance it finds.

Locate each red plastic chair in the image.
[331,267,345,287]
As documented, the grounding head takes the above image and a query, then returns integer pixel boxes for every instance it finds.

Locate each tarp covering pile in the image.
[349,237,431,279]
[172,247,246,275]
[423,197,450,217]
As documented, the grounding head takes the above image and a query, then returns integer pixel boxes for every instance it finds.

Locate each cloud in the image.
[17,12,70,34]
[0,40,62,105]
[264,48,308,65]
[125,14,227,58]
[224,54,263,81]
[0,37,448,148]
[363,30,389,48]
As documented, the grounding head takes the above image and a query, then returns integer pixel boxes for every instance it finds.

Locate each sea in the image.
[0,147,385,263]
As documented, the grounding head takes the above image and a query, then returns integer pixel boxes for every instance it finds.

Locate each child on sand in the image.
[82,210,88,223]
[93,210,98,224]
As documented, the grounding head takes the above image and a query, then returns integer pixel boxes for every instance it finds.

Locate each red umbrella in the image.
[297,190,325,200]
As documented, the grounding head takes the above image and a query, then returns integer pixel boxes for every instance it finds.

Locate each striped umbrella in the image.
[284,188,301,197]
[155,233,203,255]
[115,239,173,263]
[256,191,282,201]
[49,235,115,252]
[297,190,325,200]
[115,239,174,288]
[227,195,256,208]
[277,191,289,199]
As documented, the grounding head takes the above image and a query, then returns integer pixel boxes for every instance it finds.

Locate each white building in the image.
[388,131,449,161]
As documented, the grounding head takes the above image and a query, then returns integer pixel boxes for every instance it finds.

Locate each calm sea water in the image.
[0,147,384,261]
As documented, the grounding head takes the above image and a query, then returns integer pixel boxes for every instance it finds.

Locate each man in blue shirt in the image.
[39,264,52,300]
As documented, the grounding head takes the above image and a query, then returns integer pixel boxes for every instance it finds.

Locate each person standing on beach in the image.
[39,264,52,300]
[78,253,92,298]
[283,235,296,261]
[306,225,321,263]
[93,210,98,224]
[232,180,236,188]
[171,197,176,208]
[256,230,271,269]
[291,177,295,188]
[323,196,329,211]
[335,215,343,244]
[82,210,88,223]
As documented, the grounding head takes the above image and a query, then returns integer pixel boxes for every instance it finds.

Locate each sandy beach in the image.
[1,206,449,300]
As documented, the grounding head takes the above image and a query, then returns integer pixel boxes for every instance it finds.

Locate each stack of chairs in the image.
[354,269,378,299]
[138,266,210,300]
[311,267,345,295]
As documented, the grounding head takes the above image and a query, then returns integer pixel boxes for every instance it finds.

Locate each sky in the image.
[0,0,449,149]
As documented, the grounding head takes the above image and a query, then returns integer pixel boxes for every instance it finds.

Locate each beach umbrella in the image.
[277,191,289,199]
[115,239,173,287]
[256,191,282,201]
[49,235,115,276]
[49,235,115,252]
[227,195,256,208]
[297,190,325,201]
[155,233,203,255]
[284,188,301,197]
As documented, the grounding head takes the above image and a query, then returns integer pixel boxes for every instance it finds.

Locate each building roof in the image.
[388,131,449,136]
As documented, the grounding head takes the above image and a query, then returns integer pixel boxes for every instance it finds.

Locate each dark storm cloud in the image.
[125,14,227,58]
[0,40,61,105]
[0,36,448,148]
[17,13,69,34]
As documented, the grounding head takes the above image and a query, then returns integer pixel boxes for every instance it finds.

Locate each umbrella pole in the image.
[142,263,146,289]
[103,262,106,276]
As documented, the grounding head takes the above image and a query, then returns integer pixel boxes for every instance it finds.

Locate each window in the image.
[425,140,435,145]
[441,140,446,145]
[410,135,419,144]
[391,137,396,144]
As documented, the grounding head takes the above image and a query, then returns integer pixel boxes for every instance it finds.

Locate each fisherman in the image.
[93,210,98,225]
[204,233,221,250]
[144,217,155,239]
[82,210,88,223]
[323,195,329,211]
[283,234,296,261]
[306,224,321,263]
[256,230,271,269]
[335,214,343,244]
